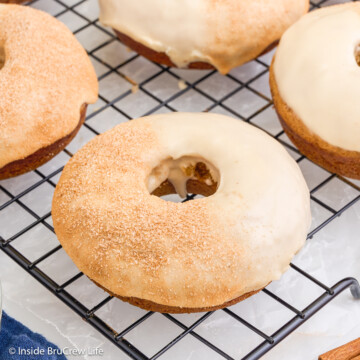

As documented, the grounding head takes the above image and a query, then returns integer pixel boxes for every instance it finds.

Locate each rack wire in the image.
[1,0,360,359]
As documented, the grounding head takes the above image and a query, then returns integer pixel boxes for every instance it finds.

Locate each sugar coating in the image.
[52,113,311,308]
[0,5,98,168]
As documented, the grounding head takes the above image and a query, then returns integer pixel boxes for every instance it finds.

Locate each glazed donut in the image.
[0,5,98,180]
[98,0,309,74]
[270,3,360,179]
[52,113,310,313]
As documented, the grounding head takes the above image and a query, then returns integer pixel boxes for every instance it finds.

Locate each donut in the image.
[0,5,98,180]
[52,113,310,313]
[98,0,309,74]
[270,3,360,179]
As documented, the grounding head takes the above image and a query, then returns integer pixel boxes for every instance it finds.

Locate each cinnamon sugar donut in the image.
[52,113,310,313]
[0,5,98,179]
[98,0,309,74]
[270,3,360,179]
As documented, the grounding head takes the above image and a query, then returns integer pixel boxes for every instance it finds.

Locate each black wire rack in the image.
[1,0,360,359]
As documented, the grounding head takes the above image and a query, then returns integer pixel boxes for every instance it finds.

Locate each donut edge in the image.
[269,58,360,179]
[89,180,265,313]
[115,30,278,72]
[92,278,265,314]
[0,104,87,180]
[114,30,214,70]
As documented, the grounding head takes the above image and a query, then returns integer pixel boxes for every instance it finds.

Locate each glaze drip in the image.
[98,0,309,74]
[355,44,360,66]
[147,156,219,198]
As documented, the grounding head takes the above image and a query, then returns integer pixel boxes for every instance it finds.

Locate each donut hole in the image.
[356,44,360,66]
[0,45,5,70]
[148,156,220,201]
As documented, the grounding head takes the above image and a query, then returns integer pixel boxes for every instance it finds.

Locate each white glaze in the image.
[99,0,209,68]
[148,156,219,198]
[99,0,309,74]
[147,113,311,289]
[274,4,360,152]
[53,112,311,308]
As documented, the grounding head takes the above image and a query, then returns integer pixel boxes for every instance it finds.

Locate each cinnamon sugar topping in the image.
[0,5,98,168]
[52,113,310,309]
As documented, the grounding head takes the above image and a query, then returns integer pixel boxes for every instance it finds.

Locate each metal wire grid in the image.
[1,0,360,359]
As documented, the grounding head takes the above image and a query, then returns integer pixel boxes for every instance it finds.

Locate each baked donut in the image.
[270,3,360,179]
[0,5,98,180]
[52,113,310,313]
[98,0,309,74]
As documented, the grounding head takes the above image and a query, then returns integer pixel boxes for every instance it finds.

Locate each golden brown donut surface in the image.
[0,5,98,179]
[0,105,87,180]
[270,62,360,180]
[52,113,310,313]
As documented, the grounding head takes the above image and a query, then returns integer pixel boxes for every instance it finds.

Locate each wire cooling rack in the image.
[1,0,360,359]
